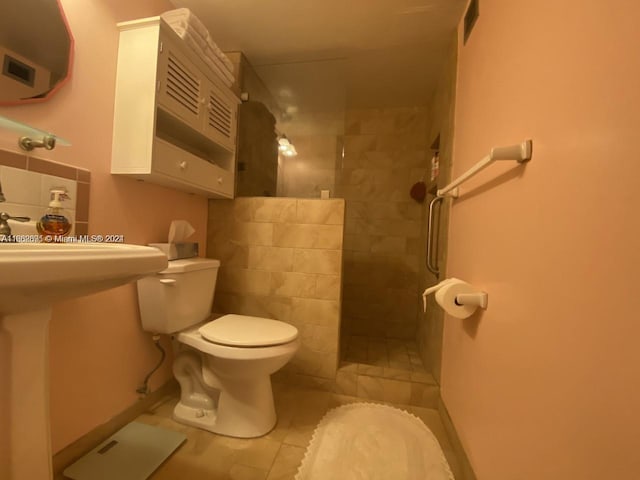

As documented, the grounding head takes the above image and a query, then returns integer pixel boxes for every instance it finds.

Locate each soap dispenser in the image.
[37,189,72,239]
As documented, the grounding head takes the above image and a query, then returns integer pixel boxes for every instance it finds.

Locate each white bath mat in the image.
[295,403,454,480]
[63,421,186,480]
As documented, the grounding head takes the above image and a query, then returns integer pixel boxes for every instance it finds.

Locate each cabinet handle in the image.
[217,177,223,184]
[179,161,188,170]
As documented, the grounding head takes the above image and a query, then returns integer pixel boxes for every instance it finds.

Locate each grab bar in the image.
[426,195,443,277]
[437,140,532,197]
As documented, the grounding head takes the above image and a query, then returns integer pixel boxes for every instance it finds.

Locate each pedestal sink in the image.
[0,243,168,480]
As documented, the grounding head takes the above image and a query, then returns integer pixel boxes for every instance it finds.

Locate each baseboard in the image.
[438,398,477,480]
[52,380,178,478]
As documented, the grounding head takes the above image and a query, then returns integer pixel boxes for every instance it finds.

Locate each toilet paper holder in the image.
[422,278,488,313]
[454,292,488,308]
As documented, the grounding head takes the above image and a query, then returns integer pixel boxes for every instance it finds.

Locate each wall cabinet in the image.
[111,16,239,198]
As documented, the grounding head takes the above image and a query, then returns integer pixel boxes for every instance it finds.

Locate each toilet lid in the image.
[199,314,298,347]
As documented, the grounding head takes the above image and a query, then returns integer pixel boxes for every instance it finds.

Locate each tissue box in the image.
[149,242,199,260]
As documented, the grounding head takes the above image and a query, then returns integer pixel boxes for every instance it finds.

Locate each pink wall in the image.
[0,0,208,455]
[443,1,640,478]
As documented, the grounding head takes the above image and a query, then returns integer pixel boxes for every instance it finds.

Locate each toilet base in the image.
[170,329,299,439]
[173,374,277,438]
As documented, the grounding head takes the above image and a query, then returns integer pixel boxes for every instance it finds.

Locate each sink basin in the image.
[0,242,168,480]
[0,242,168,314]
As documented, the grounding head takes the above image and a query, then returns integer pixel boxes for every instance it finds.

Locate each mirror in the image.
[0,0,73,104]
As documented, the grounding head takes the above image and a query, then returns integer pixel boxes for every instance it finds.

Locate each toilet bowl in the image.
[137,258,299,438]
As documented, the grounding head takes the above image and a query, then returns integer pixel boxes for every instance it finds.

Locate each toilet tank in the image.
[137,257,220,334]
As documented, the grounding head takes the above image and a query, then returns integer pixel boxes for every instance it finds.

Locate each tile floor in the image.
[337,335,439,408]
[136,382,461,480]
[342,334,432,379]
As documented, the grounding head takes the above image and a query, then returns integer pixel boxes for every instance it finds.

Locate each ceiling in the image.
[170,0,466,115]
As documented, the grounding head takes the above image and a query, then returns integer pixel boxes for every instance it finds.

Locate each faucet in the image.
[0,212,30,239]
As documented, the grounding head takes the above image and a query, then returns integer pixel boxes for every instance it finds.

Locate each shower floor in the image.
[337,335,439,408]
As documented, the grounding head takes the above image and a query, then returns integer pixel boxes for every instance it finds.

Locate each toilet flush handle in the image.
[159,278,176,286]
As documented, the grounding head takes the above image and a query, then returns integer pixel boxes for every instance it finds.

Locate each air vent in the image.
[165,53,200,115]
[464,0,479,44]
[207,91,233,138]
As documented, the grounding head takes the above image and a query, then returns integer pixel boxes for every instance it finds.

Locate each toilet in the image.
[137,257,299,438]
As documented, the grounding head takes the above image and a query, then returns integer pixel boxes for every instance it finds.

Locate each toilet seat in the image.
[199,314,298,347]
[177,323,300,361]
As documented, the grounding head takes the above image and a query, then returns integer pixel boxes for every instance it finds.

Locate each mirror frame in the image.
[0,0,75,106]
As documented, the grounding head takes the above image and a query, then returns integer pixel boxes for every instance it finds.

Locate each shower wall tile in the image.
[299,324,338,353]
[270,272,317,298]
[214,292,293,323]
[289,345,338,379]
[370,236,407,254]
[217,267,271,296]
[343,151,394,169]
[346,107,428,136]
[343,234,373,252]
[293,249,342,275]
[208,197,345,381]
[230,221,273,245]
[234,197,297,223]
[314,275,341,300]
[377,133,428,151]
[209,242,249,268]
[340,107,429,340]
[343,135,377,155]
[273,223,342,249]
[296,199,344,225]
[291,298,340,327]
[248,246,294,272]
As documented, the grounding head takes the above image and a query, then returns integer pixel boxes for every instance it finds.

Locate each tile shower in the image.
[275,107,432,343]
[206,107,443,407]
[338,107,430,341]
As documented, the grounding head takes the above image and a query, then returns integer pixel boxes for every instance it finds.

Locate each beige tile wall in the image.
[337,107,429,340]
[207,197,345,381]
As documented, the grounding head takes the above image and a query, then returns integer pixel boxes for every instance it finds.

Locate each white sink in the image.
[0,242,167,480]
[0,242,168,314]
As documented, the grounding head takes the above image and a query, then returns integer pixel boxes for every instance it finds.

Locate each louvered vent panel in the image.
[166,54,200,115]
[207,92,233,138]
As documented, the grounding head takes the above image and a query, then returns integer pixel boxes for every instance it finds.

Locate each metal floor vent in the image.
[63,422,186,480]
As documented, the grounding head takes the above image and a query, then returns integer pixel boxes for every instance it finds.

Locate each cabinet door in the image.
[157,40,203,132]
[202,79,237,152]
